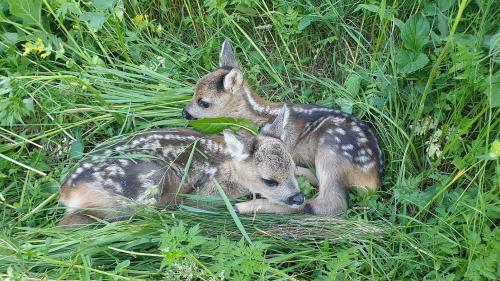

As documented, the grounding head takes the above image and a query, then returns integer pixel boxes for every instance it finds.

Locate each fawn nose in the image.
[182,108,196,120]
[286,192,305,206]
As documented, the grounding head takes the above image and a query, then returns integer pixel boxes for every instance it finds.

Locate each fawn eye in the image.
[197,99,210,109]
[261,178,279,187]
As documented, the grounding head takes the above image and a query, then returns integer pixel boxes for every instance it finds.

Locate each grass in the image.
[0,0,499,280]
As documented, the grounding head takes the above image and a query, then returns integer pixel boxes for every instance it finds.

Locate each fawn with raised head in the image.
[59,125,303,226]
[183,39,383,215]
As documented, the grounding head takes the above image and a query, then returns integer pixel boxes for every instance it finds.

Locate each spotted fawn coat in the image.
[182,39,383,215]
[59,127,304,225]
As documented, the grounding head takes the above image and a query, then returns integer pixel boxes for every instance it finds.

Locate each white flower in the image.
[412,116,438,136]
[426,141,442,158]
[425,129,443,158]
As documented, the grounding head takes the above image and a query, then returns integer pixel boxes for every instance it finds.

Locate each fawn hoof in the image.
[303,203,315,214]
[232,204,240,213]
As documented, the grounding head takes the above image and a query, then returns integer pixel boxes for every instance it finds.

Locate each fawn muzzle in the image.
[182,108,197,120]
[286,192,305,207]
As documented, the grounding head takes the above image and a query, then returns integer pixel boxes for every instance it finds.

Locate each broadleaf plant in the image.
[189,117,259,135]
[400,14,430,52]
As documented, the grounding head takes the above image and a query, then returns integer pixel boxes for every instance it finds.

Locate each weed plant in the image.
[0,0,498,280]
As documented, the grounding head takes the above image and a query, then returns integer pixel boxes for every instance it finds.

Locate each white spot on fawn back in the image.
[360,161,376,172]
[332,117,345,124]
[358,137,368,144]
[105,165,125,176]
[138,170,157,190]
[342,144,354,150]
[355,155,370,163]
[335,128,346,135]
[343,151,352,158]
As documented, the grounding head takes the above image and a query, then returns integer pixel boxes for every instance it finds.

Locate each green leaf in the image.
[401,14,430,51]
[484,70,500,108]
[188,117,258,135]
[114,260,130,273]
[298,15,316,31]
[438,0,454,12]
[56,2,80,19]
[79,12,106,30]
[335,98,353,114]
[355,3,394,20]
[22,98,34,112]
[6,0,41,26]
[2,32,19,45]
[71,140,84,160]
[396,50,429,74]
[344,73,361,96]
[92,0,116,10]
[490,140,500,158]
[483,32,499,53]
[212,179,252,245]
[354,4,380,14]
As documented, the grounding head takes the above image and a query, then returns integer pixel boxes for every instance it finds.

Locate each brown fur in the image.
[59,182,126,226]
[183,39,383,215]
[59,127,303,226]
[344,165,380,193]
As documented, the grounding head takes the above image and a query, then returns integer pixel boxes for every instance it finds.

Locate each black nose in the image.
[286,192,305,206]
[182,108,196,120]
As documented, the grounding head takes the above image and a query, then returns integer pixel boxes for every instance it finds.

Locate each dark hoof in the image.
[232,204,240,213]
[303,203,314,214]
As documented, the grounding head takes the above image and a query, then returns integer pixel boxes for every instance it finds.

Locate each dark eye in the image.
[261,178,279,187]
[197,98,210,109]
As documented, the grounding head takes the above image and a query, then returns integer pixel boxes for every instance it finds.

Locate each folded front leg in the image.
[234,199,302,214]
[295,166,319,187]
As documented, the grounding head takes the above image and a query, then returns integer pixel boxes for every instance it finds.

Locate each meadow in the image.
[0,0,499,280]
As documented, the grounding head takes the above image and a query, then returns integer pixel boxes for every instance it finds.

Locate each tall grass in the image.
[0,0,498,280]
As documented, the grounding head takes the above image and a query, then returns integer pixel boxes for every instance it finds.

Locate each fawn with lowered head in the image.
[183,39,383,215]
[59,125,303,226]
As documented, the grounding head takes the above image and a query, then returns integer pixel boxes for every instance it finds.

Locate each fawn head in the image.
[223,111,303,207]
[183,38,257,120]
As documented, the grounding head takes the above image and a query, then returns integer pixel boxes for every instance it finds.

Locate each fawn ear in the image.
[223,68,243,92]
[219,38,239,68]
[261,104,290,141]
[223,130,249,161]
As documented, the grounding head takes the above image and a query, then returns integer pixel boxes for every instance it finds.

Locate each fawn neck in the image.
[242,85,281,125]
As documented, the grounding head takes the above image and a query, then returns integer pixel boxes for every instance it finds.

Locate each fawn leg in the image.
[295,166,319,187]
[59,212,96,226]
[234,199,302,214]
[303,152,348,215]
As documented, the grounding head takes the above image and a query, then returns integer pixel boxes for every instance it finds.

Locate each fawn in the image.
[59,126,304,226]
[182,39,383,215]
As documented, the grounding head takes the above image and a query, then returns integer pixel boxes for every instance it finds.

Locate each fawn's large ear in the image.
[261,104,290,141]
[223,130,249,161]
[219,38,239,68]
[223,68,243,92]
